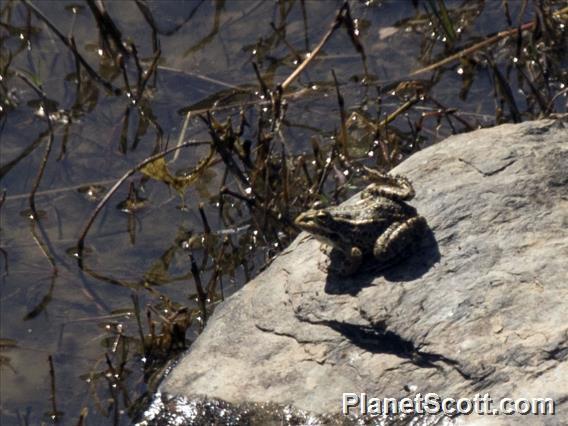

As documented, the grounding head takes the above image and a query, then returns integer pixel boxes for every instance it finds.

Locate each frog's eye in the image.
[316,210,330,219]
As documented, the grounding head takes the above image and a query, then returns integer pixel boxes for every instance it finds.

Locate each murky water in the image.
[1,1,565,424]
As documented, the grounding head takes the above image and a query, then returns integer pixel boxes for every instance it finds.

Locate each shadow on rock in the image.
[323,320,456,370]
[324,226,440,296]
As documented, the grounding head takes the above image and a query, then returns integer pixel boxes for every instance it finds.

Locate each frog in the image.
[294,172,427,276]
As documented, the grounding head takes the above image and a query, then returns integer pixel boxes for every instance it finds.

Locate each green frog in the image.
[294,172,427,276]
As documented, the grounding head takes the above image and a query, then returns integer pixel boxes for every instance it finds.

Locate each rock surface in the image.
[140,118,567,425]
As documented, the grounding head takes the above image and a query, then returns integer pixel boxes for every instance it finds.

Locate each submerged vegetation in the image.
[0,0,566,424]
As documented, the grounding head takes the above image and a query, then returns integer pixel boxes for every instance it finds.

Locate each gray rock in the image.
[140,118,567,425]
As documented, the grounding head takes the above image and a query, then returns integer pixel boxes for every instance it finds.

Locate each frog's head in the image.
[294,209,344,247]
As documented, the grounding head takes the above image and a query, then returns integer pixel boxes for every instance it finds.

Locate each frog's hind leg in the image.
[361,174,415,201]
[373,216,427,264]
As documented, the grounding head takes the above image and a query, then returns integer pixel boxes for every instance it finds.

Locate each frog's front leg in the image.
[320,245,363,276]
[373,216,427,264]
